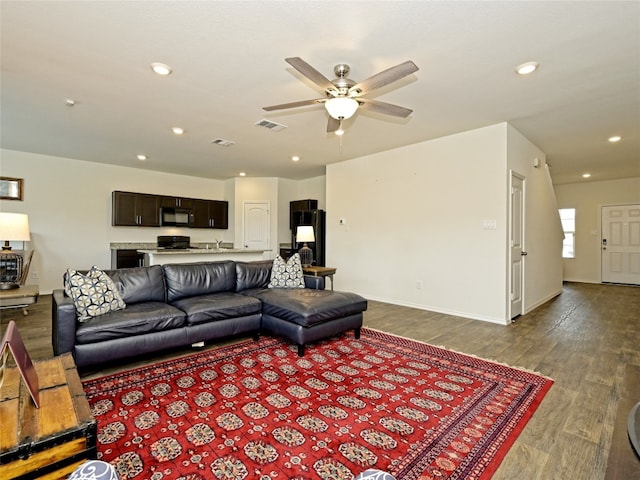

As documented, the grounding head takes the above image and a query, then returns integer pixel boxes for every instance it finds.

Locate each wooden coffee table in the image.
[0,284,39,315]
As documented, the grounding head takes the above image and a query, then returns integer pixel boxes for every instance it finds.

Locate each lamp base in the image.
[298,244,313,268]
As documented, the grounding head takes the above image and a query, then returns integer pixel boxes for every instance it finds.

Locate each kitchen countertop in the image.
[110,242,242,250]
[138,248,267,255]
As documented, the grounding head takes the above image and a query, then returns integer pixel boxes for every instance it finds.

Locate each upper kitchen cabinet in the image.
[112,191,160,227]
[191,199,228,229]
[289,199,318,229]
[160,196,194,209]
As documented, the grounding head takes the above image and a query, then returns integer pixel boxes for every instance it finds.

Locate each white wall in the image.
[554,177,640,283]
[326,123,563,324]
[327,124,510,323]
[506,125,564,313]
[0,148,328,293]
[0,149,234,293]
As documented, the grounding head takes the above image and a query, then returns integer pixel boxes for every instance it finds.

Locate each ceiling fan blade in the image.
[349,60,419,95]
[285,57,338,94]
[327,116,340,133]
[358,98,413,118]
[263,98,324,111]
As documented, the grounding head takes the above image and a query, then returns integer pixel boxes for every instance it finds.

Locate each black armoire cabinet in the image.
[289,200,325,266]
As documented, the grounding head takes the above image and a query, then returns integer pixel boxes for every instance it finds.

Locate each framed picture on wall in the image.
[0,177,24,201]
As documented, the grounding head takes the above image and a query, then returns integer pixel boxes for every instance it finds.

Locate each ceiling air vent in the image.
[255,119,287,131]
[211,138,235,147]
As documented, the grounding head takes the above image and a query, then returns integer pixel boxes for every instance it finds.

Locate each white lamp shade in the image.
[325,97,359,120]
[296,225,315,243]
[0,213,30,241]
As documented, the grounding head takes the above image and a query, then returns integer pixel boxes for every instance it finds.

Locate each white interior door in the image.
[601,204,640,285]
[510,173,525,319]
[243,201,270,250]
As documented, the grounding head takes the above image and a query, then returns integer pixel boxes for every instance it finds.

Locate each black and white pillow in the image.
[65,266,126,322]
[268,254,305,289]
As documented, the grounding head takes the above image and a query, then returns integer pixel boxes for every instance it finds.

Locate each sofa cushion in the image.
[249,288,368,327]
[235,260,273,292]
[171,292,263,325]
[163,261,236,302]
[104,265,166,304]
[268,254,305,289]
[75,302,186,344]
[65,266,126,322]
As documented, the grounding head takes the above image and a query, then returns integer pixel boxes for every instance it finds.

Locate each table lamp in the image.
[296,225,315,267]
[0,213,30,251]
[0,213,30,289]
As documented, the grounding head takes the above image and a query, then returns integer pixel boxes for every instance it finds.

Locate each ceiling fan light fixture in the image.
[325,97,359,120]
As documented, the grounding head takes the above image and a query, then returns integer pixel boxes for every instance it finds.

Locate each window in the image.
[559,208,575,258]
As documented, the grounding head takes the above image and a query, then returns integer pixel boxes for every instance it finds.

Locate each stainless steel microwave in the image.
[161,207,193,227]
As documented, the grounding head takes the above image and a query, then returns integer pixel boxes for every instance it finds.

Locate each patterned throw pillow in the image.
[268,254,305,289]
[65,266,126,322]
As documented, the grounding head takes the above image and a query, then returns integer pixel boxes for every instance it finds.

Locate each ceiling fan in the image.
[263,57,419,133]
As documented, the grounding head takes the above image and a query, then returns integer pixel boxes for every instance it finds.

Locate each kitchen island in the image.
[138,248,270,266]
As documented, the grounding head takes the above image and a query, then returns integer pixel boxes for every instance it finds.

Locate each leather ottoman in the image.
[250,287,368,355]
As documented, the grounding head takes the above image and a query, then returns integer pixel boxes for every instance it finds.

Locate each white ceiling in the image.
[1,1,638,184]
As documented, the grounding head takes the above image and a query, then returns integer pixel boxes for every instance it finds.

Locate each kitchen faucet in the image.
[215,239,221,249]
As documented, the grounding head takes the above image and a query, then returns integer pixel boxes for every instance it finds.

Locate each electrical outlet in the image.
[416,280,422,290]
[31,271,38,279]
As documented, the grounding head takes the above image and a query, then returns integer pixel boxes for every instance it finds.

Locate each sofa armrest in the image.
[304,275,325,290]
[52,289,77,356]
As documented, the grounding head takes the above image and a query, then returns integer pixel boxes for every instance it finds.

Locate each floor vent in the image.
[255,119,287,131]
[211,138,235,147]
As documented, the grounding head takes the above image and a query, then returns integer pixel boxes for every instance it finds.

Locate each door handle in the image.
[521,251,528,256]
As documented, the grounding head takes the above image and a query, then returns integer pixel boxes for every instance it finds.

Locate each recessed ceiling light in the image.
[291,156,300,162]
[608,135,622,143]
[239,172,246,177]
[515,61,539,75]
[151,62,172,76]
[172,127,184,135]
[582,173,591,178]
[65,99,76,107]
[136,154,147,161]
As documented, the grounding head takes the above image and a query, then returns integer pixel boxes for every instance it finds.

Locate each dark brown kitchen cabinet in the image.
[191,199,228,229]
[160,196,193,209]
[112,249,145,269]
[289,199,318,229]
[112,191,160,227]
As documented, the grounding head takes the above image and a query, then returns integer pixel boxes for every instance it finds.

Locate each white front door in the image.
[601,204,640,285]
[510,173,525,319]
[243,201,270,250]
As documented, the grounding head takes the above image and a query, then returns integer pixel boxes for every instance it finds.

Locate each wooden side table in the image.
[302,266,337,290]
[0,353,97,479]
[0,284,39,315]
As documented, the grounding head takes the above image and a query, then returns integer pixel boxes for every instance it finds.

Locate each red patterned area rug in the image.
[83,328,553,480]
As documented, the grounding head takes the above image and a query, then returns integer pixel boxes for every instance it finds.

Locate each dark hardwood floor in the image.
[1,282,638,479]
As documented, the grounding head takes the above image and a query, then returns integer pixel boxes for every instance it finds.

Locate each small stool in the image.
[354,469,397,480]
[629,401,640,458]
[69,460,118,480]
